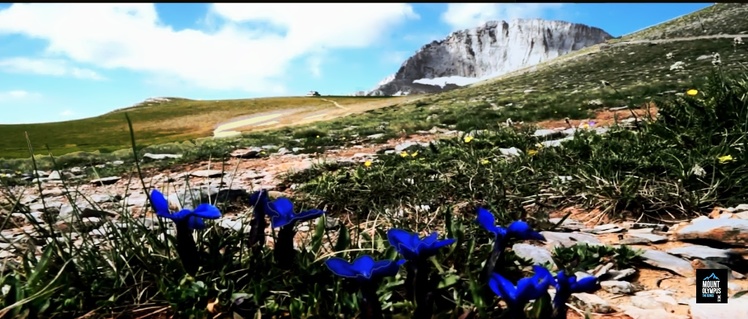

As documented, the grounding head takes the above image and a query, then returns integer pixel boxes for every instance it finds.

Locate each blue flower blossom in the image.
[151,189,221,230]
[325,255,405,281]
[387,229,456,260]
[266,197,325,229]
[489,265,554,308]
[476,208,544,241]
[552,271,599,310]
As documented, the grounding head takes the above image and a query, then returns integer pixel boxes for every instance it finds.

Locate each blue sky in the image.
[0,3,711,124]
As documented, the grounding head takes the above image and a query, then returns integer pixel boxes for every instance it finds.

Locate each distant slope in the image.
[0,96,406,158]
[304,4,748,140]
[619,3,748,41]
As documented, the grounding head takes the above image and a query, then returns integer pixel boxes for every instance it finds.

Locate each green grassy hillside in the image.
[0,96,406,158]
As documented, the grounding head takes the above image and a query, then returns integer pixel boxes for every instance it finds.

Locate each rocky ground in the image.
[2,107,747,318]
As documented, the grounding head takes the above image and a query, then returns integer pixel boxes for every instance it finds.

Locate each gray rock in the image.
[689,295,748,319]
[394,141,428,152]
[634,290,678,306]
[601,280,635,294]
[666,244,736,264]
[532,129,561,137]
[571,293,614,313]
[91,194,120,203]
[499,147,522,157]
[605,268,637,281]
[142,153,182,161]
[90,177,120,185]
[694,259,745,280]
[639,249,694,276]
[548,217,585,231]
[512,243,555,266]
[191,170,224,178]
[619,305,688,319]
[230,147,263,158]
[675,218,748,245]
[586,223,625,234]
[219,219,251,233]
[540,231,603,248]
[621,232,668,245]
[41,188,65,197]
[631,296,666,309]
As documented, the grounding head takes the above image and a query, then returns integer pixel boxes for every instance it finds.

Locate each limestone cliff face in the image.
[366,19,612,96]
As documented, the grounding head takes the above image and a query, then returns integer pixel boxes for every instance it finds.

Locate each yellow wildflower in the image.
[527,149,538,157]
[718,155,734,164]
[411,151,418,158]
[686,89,698,96]
[364,160,372,167]
[316,135,320,138]
[400,151,409,158]
[535,143,544,149]
[480,159,490,165]
[464,135,474,143]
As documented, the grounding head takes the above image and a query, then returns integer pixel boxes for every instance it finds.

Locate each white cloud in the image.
[0,89,31,100]
[0,57,104,80]
[59,109,74,117]
[441,4,564,30]
[0,3,418,93]
[306,55,323,78]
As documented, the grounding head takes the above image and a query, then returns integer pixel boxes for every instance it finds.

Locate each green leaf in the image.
[437,274,461,289]
[311,215,326,254]
[334,224,350,253]
[733,290,748,299]
[528,292,553,319]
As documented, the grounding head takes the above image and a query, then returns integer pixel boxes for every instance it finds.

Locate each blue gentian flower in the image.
[489,265,554,308]
[151,189,221,230]
[552,271,599,310]
[387,229,456,260]
[266,197,325,228]
[325,255,405,281]
[476,208,544,241]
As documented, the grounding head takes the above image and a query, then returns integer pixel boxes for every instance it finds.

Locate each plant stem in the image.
[274,225,297,269]
[175,221,199,276]
[360,281,384,319]
[412,258,435,319]
[483,238,505,281]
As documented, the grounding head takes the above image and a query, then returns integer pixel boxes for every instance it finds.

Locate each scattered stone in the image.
[587,223,625,234]
[571,293,614,313]
[688,295,748,319]
[666,244,737,264]
[540,231,603,248]
[639,249,694,276]
[621,232,668,245]
[548,217,585,231]
[41,188,65,197]
[601,280,635,294]
[675,218,748,245]
[512,243,555,266]
[620,306,688,319]
[690,259,745,280]
[142,153,182,161]
[90,177,120,185]
[191,170,224,178]
[230,147,263,158]
[605,268,637,281]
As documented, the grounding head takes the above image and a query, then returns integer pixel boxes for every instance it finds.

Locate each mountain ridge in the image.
[364,18,613,96]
